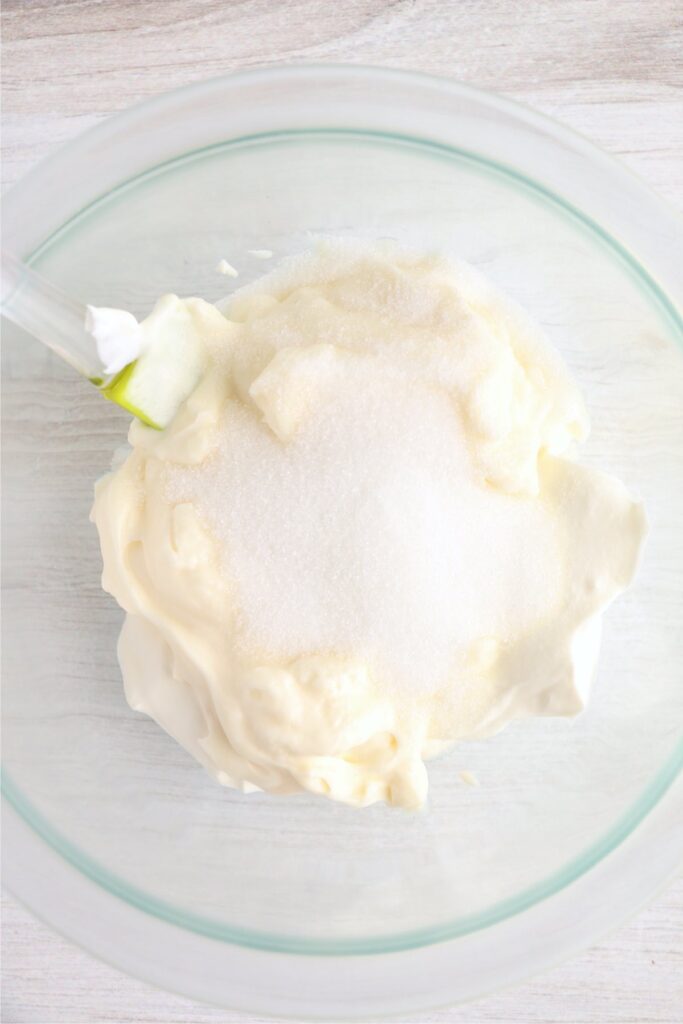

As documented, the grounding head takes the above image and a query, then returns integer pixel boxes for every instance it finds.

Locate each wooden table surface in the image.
[2,1,682,1021]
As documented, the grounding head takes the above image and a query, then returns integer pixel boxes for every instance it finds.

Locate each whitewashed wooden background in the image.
[2,1,682,1021]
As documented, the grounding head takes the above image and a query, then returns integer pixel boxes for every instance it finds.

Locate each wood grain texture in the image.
[1,1,682,1021]
[2,0,682,202]
[3,882,683,1023]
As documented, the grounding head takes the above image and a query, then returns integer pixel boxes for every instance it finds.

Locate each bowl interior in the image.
[3,113,683,953]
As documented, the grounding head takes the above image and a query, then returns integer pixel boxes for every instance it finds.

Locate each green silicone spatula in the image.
[1,252,202,429]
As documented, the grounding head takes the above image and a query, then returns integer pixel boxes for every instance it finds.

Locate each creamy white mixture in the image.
[87,305,143,375]
[91,242,646,809]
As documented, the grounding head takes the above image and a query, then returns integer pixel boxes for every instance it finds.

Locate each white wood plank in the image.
[3,883,682,1023]
[2,1,681,1021]
[2,0,682,202]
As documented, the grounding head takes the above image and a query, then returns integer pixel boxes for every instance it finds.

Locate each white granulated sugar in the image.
[167,358,561,695]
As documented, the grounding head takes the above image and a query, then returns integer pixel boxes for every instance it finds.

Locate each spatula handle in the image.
[1,251,104,382]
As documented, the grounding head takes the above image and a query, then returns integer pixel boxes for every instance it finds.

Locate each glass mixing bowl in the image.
[3,66,683,1018]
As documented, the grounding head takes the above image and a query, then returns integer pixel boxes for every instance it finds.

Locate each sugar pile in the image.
[167,357,561,694]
